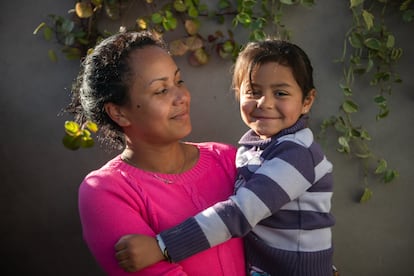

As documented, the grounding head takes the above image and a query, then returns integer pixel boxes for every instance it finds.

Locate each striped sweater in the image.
[159,117,335,276]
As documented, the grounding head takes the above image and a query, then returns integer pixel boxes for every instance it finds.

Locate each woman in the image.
[70,30,245,275]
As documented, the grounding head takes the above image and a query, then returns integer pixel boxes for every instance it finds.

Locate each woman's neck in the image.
[121,142,194,174]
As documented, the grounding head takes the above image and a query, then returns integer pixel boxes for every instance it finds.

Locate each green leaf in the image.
[62,134,81,150]
[188,6,198,18]
[366,58,374,72]
[222,40,234,53]
[218,0,230,9]
[81,136,95,148]
[376,107,389,119]
[391,48,403,60]
[355,152,371,158]
[364,38,381,50]
[65,121,81,136]
[383,170,398,183]
[163,17,177,30]
[85,121,99,133]
[237,12,252,25]
[362,10,374,30]
[173,0,187,12]
[400,0,411,11]
[402,9,414,22]
[350,0,364,8]
[62,47,81,60]
[360,130,371,140]
[340,84,352,96]
[342,100,359,113]
[61,19,75,33]
[375,159,387,174]
[349,32,363,48]
[280,0,294,4]
[64,35,75,46]
[151,13,163,24]
[374,95,386,104]
[86,121,99,133]
[386,35,395,48]
[360,187,373,203]
[43,26,53,41]
[48,49,57,62]
[338,136,350,153]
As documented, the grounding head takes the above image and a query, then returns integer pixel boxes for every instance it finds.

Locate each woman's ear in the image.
[302,89,316,114]
[104,103,131,127]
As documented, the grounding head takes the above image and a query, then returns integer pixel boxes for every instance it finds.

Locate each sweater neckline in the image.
[112,143,212,184]
[238,115,309,148]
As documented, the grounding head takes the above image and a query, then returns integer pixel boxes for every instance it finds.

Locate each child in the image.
[115,38,335,276]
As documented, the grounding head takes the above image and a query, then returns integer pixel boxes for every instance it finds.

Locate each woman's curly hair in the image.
[66,31,167,150]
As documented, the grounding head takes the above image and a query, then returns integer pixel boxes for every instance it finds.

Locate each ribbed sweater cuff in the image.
[160,218,211,262]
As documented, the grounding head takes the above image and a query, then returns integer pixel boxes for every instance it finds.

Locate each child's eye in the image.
[274,90,288,97]
[245,90,261,97]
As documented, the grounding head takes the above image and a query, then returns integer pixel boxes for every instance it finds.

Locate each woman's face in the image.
[120,46,192,145]
[239,62,314,139]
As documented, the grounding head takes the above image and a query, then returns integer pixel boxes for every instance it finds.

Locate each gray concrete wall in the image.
[1,1,413,275]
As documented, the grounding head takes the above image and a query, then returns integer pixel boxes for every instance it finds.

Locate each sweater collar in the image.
[238,115,309,148]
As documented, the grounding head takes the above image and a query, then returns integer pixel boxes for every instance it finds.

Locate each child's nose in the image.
[257,95,273,109]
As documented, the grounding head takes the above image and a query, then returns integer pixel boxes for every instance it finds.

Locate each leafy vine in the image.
[319,0,412,202]
[34,0,413,201]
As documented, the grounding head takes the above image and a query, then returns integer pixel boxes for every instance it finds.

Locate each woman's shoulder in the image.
[80,155,128,191]
[191,141,237,155]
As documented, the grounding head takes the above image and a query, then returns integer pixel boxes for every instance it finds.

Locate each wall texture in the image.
[1,1,413,275]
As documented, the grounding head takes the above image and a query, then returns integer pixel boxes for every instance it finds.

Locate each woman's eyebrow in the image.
[148,68,180,86]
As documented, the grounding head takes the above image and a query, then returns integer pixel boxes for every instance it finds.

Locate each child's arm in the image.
[115,142,329,270]
[160,142,326,262]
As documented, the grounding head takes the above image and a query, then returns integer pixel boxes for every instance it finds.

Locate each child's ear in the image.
[104,103,131,127]
[302,89,316,114]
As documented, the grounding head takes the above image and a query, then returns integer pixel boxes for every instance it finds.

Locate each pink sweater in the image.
[78,142,245,276]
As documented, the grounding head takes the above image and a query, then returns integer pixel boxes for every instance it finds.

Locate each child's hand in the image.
[115,234,165,272]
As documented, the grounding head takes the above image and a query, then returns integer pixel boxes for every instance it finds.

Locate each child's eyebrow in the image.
[250,82,291,88]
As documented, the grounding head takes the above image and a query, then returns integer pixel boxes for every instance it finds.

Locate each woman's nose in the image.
[173,86,190,104]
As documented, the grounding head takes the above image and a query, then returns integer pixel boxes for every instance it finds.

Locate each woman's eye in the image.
[155,88,168,95]
[177,79,185,85]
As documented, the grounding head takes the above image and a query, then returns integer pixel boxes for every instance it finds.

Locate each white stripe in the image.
[256,158,312,200]
[252,225,332,252]
[314,157,333,182]
[277,128,313,148]
[280,192,333,212]
[194,208,232,247]
[231,187,272,227]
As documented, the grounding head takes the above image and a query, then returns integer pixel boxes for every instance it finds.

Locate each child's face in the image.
[239,62,315,139]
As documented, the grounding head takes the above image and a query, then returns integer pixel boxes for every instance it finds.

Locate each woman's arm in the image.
[79,174,188,276]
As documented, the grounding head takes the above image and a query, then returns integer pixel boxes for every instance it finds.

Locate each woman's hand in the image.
[115,234,165,272]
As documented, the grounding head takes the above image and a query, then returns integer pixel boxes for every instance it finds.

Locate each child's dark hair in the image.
[66,31,167,150]
[232,38,314,101]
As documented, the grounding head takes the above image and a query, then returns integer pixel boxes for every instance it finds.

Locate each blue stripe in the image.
[308,173,333,192]
[215,198,252,237]
[244,174,292,212]
[259,210,335,230]
[263,141,315,184]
